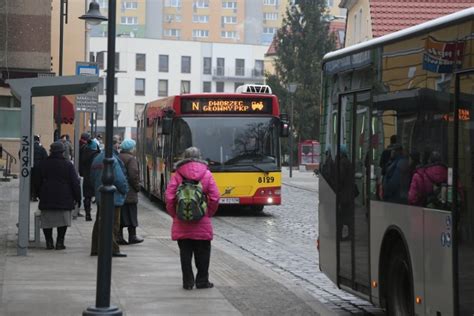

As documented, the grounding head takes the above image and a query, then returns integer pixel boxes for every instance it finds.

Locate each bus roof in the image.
[323,7,474,63]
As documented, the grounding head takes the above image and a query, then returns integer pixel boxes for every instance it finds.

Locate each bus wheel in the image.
[386,244,414,316]
[251,205,264,213]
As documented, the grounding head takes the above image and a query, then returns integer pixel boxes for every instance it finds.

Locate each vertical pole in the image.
[57,0,66,138]
[83,0,122,315]
[289,97,294,178]
[18,93,33,256]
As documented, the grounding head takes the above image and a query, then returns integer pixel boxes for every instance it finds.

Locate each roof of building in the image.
[370,0,473,37]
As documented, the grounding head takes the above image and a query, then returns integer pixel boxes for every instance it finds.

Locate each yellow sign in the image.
[181,98,272,114]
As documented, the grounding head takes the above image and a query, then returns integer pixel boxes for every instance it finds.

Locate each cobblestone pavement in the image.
[209,177,384,315]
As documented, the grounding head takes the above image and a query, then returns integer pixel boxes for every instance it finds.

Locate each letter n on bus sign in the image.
[75,62,99,112]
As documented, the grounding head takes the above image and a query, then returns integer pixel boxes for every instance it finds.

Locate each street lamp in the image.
[287,83,298,178]
[80,2,122,316]
[56,0,68,139]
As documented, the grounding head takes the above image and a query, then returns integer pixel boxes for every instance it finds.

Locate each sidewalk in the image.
[281,166,319,193]
[0,177,332,316]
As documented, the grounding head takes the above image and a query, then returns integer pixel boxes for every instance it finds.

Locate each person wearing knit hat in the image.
[38,141,81,250]
[117,138,144,245]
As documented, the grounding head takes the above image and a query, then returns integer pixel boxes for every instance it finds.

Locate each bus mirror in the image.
[280,114,289,137]
[162,117,172,135]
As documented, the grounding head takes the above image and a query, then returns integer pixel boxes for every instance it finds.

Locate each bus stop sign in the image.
[75,62,99,112]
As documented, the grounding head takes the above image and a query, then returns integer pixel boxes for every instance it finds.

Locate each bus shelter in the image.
[7,76,98,256]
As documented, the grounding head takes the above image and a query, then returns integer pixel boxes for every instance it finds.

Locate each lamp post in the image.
[57,0,68,139]
[80,1,120,316]
[287,83,298,178]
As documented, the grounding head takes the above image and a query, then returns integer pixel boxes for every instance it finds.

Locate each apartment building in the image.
[90,36,268,138]
[90,0,293,45]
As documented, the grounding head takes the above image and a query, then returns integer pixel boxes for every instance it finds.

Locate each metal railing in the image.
[0,144,17,181]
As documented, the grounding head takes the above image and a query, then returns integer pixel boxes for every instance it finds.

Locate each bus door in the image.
[455,69,474,315]
[337,90,371,296]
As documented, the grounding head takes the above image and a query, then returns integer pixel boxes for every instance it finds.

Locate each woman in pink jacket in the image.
[165,147,220,290]
[408,151,447,206]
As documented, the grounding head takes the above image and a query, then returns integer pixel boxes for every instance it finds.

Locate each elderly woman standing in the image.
[165,147,220,290]
[38,141,81,250]
[117,138,144,244]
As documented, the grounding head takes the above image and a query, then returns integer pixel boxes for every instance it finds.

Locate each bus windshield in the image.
[172,116,280,171]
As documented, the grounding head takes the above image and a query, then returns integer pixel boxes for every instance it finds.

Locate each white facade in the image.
[89,37,268,139]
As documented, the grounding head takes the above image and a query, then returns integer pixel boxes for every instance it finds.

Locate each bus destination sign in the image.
[181,98,273,114]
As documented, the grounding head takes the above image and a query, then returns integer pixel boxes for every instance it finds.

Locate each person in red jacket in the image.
[408,151,447,206]
[165,147,220,290]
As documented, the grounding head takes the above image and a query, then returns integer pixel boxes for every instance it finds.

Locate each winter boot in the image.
[84,198,92,221]
[43,228,54,250]
[56,226,67,250]
[128,226,144,244]
[85,210,92,222]
[117,228,128,245]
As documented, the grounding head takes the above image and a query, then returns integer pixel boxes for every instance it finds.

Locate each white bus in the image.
[318,8,474,315]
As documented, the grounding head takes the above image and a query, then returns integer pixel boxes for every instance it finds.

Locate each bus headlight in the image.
[267,197,273,204]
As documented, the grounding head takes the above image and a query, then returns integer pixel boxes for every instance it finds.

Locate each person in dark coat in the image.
[379,135,397,176]
[117,138,144,245]
[79,133,100,221]
[38,141,81,250]
[382,144,410,203]
[31,135,48,201]
[337,144,354,240]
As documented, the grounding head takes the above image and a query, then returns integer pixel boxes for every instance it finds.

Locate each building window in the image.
[135,78,145,96]
[254,59,264,77]
[221,31,237,39]
[98,77,105,95]
[0,96,20,138]
[181,56,191,73]
[115,52,120,70]
[235,58,245,76]
[222,1,237,9]
[165,0,181,7]
[192,29,209,38]
[216,57,225,76]
[194,0,209,8]
[158,79,168,97]
[234,82,244,91]
[203,57,212,74]
[120,16,138,25]
[96,102,104,120]
[165,14,182,22]
[263,27,276,34]
[97,0,108,8]
[159,55,169,72]
[123,1,138,9]
[222,16,237,24]
[326,0,334,7]
[136,53,146,71]
[134,103,145,120]
[96,51,105,69]
[181,80,191,94]
[263,0,277,5]
[192,15,209,23]
[164,28,181,38]
[216,82,224,92]
[263,12,278,20]
[203,81,211,92]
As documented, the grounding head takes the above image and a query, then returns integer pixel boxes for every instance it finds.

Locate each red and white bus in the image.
[136,84,289,212]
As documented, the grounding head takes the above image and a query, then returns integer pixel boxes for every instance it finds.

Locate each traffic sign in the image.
[76,62,99,112]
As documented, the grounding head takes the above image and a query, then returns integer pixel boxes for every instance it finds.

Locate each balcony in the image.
[212,67,264,81]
